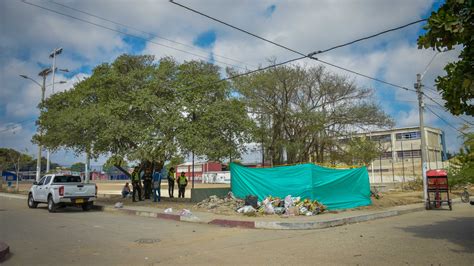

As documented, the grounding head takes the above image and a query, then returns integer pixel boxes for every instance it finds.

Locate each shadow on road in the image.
[36,206,101,213]
[398,216,474,253]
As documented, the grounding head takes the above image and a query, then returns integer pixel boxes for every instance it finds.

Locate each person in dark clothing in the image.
[167,167,175,198]
[143,168,153,200]
[152,167,164,202]
[131,167,143,202]
[177,172,188,198]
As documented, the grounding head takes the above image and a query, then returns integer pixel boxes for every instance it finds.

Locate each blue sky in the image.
[0,0,472,166]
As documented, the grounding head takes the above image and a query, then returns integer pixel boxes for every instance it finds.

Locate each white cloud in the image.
[1,0,471,164]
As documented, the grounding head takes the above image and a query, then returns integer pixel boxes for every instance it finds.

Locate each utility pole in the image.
[85,151,90,183]
[415,73,428,208]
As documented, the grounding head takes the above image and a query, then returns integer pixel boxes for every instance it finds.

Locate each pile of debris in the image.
[238,195,326,216]
[196,192,326,216]
[196,192,245,215]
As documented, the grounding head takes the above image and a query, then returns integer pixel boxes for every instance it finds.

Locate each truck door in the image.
[37,176,51,202]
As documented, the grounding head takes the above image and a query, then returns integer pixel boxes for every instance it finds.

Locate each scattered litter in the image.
[237,205,256,214]
[164,208,173,213]
[179,209,193,217]
[114,202,123,208]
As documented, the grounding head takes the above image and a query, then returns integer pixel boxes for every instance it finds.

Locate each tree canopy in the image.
[229,64,393,165]
[418,0,474,116]
[70,162,86,172]
[0,148,58,172]
[36,54,254,167]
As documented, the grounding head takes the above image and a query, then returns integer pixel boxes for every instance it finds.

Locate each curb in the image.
[0,192,464,230]
[96,199,463,230]
[0,241,10,260]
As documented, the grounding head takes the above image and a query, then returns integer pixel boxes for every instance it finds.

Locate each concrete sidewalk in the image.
[0,192,462,230]
[94,199,460,230]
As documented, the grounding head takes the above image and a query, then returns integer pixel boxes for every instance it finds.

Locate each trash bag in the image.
[237,205,256,213]
[164,208,173,213]
[226,191,236,200]
[272,198,281,207]
[284,195,293,208]
[264,202,275,214]
[114,202,123,208]
[286,206,299,216]
[179,209,193,217]
[292,197,301,205]
[274,207,285,215]
[245,195,258,209]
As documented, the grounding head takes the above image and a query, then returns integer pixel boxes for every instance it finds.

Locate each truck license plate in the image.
[76,199,84,204]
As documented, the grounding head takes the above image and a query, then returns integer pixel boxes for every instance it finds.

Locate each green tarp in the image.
[230,163,371,210]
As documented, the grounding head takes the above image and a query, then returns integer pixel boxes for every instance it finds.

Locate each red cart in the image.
[426,169,452,210]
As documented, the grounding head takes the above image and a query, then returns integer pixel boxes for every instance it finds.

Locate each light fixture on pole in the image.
[19,67,52,181]
[47,47,64,173]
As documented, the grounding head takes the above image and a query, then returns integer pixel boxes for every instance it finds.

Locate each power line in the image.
[21,0,248,71]
[170,0,422,93]
[423,93,474,126]
[316,59,416,92]
[49,0,257,69]
[425,106,467,135]
[313,19,427,55]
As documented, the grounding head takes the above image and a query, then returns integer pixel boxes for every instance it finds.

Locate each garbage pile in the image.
[196,192,325,216]
[196,192,245,215]
[238,195,326,216]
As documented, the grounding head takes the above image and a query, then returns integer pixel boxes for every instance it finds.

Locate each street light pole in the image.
[47,47,63,173]
[20,68,53,181]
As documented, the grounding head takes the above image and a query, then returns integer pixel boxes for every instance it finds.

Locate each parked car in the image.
[28,174,97,212]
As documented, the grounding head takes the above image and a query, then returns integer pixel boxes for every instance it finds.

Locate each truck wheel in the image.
[48,195,57,213]
[27,193,38,208]
[82,202,93,211]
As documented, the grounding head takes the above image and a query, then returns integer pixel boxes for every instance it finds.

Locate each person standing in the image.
[167,167,175,198]
[152,166,164,202]
[131,167,143,202]
[143,168,153,200]
[177,171,188,198]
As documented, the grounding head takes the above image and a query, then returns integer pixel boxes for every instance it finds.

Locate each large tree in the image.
[418,0,473,116]
[230,64,393,165]
[36,54,253,171]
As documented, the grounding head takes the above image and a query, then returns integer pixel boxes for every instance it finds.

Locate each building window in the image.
[397,150,421,158]
[381,152,392,159]
[373,168,390,172]
[371,134,391,142]
[396,131,421,140]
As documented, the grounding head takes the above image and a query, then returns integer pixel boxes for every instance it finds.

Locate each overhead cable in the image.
[170,0,423,93]
[423,93,474,126]
[21,0,248,71]
[425,106,468,135]
[49,0,256,69]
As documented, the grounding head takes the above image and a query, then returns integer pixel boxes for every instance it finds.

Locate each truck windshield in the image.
[53,176,82,183]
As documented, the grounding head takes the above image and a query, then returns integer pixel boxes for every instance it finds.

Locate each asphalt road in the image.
[0,197,473,265]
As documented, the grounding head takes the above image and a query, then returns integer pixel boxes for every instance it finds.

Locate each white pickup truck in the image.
[28,174,97,212]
